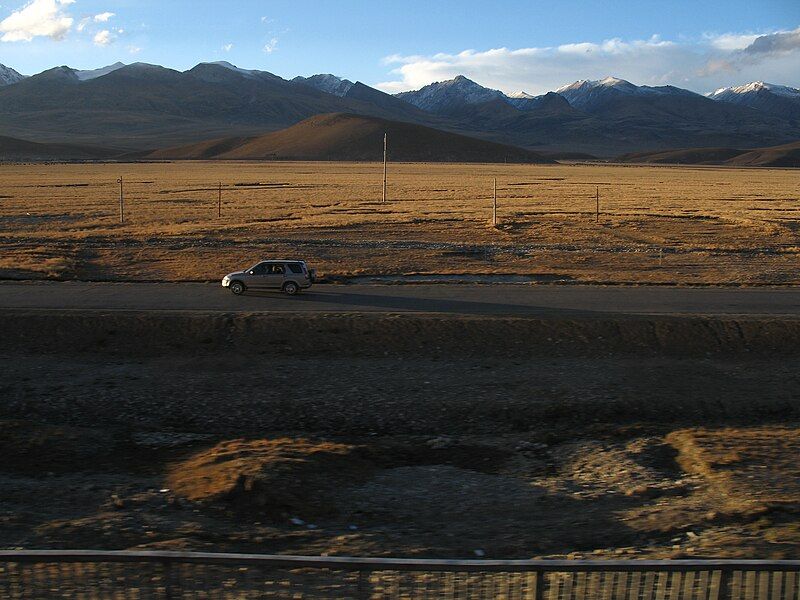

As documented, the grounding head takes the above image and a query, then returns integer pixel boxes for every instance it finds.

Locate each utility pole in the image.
[493,178,497,226]
[382,132,388,204]
[595,186,600,223]
[118,177,124,224]
[218,182,222,218]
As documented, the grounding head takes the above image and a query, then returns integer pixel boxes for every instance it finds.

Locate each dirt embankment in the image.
[2,310,800,358]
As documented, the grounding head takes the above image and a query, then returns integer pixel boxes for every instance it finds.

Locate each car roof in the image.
[258,259,306,263]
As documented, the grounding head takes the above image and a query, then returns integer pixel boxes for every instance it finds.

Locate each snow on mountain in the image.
[508,91,535,99]
[708,81,800,101]
[292,74,355,97]
[557,76,637,94]
[555,76,698,110]
[395,75,506,113]
[0,64,26,86]
[74,62,126,81]
[707,81,800,120]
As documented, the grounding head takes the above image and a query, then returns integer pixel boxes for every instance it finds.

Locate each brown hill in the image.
[617,141,800,167]
[146,113,554,163]
[0,135,117,161]
[617,147,746,165]
[726,141,800,167]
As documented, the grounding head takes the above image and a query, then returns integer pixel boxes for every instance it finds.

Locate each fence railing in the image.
[0,551,799,599]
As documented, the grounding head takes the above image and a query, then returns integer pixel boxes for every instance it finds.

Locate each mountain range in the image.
[706,82,800,121]
[0,61,798,159]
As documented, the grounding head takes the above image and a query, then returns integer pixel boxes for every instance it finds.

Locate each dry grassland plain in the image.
[1,160,798,284]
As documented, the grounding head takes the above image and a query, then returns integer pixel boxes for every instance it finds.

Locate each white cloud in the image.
[127,44,140,54]
[375,28,800,95]
[705,32,760,51]
[262,37,277,53]
[222,42,233,52]
[93,28,111,46]
[0,0,74,42]
[93,11,113,22]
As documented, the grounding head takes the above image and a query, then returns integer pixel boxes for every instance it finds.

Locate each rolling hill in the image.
[0,135,118,161]
[145,113,554,163]
[726,142,800,167]
[617,141,800,167]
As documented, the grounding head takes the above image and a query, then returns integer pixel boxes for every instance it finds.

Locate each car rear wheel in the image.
[283,282,299,295]
[230,281,245,295]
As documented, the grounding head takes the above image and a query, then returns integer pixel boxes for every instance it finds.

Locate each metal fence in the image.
[0,551,799,599]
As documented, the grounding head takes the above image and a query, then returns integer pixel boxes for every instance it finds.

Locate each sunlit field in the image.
[1,160,798,284]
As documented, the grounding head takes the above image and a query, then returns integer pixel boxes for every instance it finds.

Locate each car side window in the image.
[272,265,285,275]
[287,263,303,274]
[251,263,267,275]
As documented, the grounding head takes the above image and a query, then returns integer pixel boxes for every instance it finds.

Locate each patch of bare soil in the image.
[1,346,798,559]
[1,419,799,560]
[667,428,800,507]
[167,438,367,516]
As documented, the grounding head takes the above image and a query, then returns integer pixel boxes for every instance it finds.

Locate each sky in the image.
[0,0,799,95]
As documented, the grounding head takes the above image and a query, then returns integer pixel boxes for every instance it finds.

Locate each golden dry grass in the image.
[0,160,798,284]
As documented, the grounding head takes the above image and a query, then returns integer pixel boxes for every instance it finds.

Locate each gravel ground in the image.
[1,354,798,435]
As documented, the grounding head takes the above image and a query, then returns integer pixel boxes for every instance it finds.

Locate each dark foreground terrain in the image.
[0,310,799,559]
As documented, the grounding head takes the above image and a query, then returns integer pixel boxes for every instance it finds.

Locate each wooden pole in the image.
[493,178,497,226]
[118,177,124,224]
[382,132,387,204]
[218,182,222,218]
[595,186,599,223]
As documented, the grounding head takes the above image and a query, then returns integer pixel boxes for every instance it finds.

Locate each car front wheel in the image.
[283,282,299,295]
[230,281,245,295]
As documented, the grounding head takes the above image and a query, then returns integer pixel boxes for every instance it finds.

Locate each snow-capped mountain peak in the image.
[556,76,635,93]
[709,81,800,100]
[508,91,535,99]
[554,76,699,110]
[706,81,800,119]
[0,63,26,86]
[292,74,355,97]
[395,75,505,112]
[599,76,632,87]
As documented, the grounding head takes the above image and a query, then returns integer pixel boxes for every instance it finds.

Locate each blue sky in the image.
[1,0,799,94]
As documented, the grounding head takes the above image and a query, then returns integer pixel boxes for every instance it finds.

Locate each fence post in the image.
[715,569,731,600]
[118,177,124,224]
[493,178,497,226]
[382,133,388,204]
[535,570,546,600]
[595,186,599,223]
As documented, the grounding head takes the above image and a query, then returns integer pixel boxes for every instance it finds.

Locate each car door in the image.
[244,262,268,289]
[263,263,286,289]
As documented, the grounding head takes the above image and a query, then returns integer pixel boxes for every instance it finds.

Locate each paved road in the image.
[0,281,798,317]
